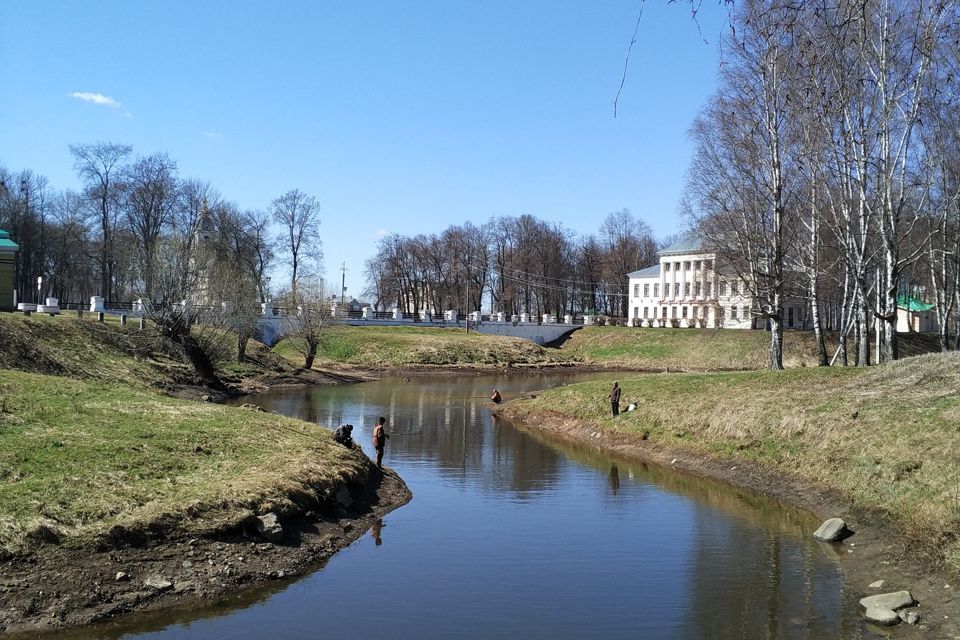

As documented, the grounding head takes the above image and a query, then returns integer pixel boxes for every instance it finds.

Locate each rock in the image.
[115,590,152,606]
[335,487,354,508]
[869,580,885,589]
[899,610,921,625]
[864,607,900,626]
[200,395,212,402]
[813,517,850,542]
[255,513,284,542]
[181,560,194,568]
[115,571,130,582]
[859,591,916,611]
[173,581,196,594]
[143,576,173,592]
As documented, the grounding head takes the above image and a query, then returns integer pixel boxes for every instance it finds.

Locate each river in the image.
[55,371,878,639]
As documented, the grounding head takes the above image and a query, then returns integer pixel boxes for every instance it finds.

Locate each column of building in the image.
[700,259,709,323]
[678,259,687,322]
[670,261,677,302]
[712,262,721,327]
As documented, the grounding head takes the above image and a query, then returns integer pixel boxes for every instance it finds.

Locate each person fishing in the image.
[372,416,390,469]
[333,424,354,448]
[609,381,621,417]
[491,389,502,404]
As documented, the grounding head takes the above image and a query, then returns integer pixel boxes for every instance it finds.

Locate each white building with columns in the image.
[626,236,806,330]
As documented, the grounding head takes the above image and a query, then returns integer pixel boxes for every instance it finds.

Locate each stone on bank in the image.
[255,513,284,542]
[812,517,850,542]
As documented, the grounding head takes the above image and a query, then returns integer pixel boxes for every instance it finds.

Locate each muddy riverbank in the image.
[0,465,410,635]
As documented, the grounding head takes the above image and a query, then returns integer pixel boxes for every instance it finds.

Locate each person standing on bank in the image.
[372,416,390,469]
[609,381,621,417]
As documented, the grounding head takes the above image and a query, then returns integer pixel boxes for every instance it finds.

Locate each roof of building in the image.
[658,234,708,256]
[627,265,661,278]
[897,295,935,312]
[0,229,18,252]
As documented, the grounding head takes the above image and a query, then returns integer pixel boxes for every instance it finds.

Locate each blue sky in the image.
[0,1,727,297]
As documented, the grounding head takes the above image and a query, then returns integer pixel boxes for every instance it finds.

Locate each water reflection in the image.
[36,372,878,640]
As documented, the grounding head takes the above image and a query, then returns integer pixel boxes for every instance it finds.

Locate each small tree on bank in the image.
[281,279,335,369]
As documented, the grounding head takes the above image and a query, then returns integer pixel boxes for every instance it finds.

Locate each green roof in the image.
[0,229,18,251]
[627,265,660,278]
[897,295,934,312]
[658,234,707,256]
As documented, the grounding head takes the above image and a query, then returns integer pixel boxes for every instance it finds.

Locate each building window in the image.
[719,281,727,296]
[731,281,739,296]
[731,306,738,320]
[653,283,659,297]
[682,306,688,318]
[704,260,712,270]
[665,262,671,272]
[788,307,794,327]
[634,306,639,320]
[695,282,702,296]
[643,307,648,319]
[744,306,750,325]
[643,283,650,297]
[692,305,698,318]
[695,260,702,270]
[705,282,712,297]
[633,284,639,298]
[684,282,691,296]
[671,306,678,318]
[662,306,668,318]
[685,261,692,270]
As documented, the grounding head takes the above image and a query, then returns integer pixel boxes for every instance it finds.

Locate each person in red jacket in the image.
[372,416,390,469]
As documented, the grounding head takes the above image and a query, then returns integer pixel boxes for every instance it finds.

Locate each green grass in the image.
[503,352,960,571]
[555,326,939,370]
[0,368,367,553]
[275,325,561,367]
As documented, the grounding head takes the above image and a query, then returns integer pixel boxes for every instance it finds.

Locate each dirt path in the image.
[0,466,411,635]
[495,405,959,639]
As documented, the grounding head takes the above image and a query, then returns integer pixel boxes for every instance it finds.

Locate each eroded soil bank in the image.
[0,464,410,635]
[495,404,960,638]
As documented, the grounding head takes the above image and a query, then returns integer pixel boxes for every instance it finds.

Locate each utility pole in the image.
[340,262,348,308]
[465,251,470,334]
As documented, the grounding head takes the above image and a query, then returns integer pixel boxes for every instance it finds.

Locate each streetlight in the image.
[36,276,42,305]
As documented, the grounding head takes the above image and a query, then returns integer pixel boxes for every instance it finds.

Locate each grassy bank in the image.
[275,324,939,371]
[275,325,559,367]
[0,313,331,397]
[553,326,940,369]
[0,367,369,553]
[502,353,960,571]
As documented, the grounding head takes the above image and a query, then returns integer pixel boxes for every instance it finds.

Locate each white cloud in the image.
[69,91,132,117]
[202,131,223,139]
[376,228,388,237]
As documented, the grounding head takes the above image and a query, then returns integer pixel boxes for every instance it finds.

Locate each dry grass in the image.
[555,326,940,370]
[506,353,960,571]
[274,325,558,367]
[0,369,368,553]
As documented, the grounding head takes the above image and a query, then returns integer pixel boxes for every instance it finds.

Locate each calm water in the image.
[55,372,877,639]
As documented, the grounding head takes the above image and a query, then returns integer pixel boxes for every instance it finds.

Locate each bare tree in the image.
[271,189,321,295]
[124,153,178,299]
[687,0,803,370]
[70,142,131,300]
[281,278,335,369]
